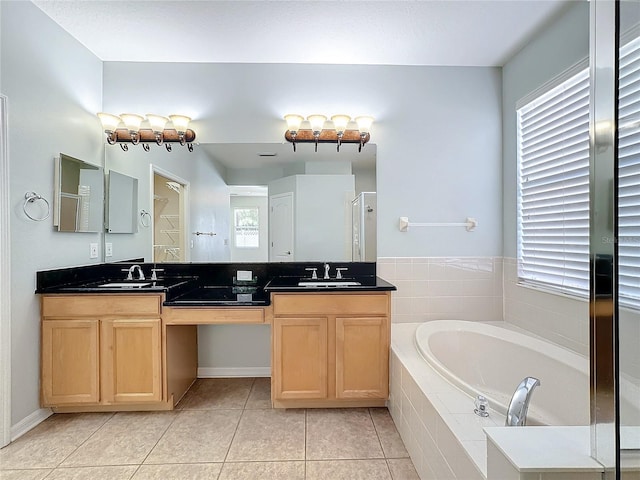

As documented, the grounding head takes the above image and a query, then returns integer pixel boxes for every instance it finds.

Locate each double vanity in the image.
[36,261,395,412]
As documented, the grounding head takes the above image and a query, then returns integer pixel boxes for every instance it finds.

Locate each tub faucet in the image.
[127,264,145,281]
[505,376,540,426]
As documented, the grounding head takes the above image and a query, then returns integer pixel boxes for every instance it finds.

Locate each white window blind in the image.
[618,36,640,309]
[517,68,591,295]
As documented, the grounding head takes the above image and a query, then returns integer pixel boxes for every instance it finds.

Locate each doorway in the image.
[269,192,294,262]
[151,167,189,262]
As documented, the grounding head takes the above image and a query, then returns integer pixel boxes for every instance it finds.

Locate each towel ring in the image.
[140,210,151,227]
[23,192,50,222]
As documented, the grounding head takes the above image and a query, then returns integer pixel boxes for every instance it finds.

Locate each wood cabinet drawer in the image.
[272,293,389,316]
[163,307,265,325]
[42,295,162,318]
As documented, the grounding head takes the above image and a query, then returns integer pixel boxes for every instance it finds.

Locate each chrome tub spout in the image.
[505,376,540,426]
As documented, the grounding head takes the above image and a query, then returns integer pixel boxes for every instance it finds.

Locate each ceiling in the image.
[32,0,571,67]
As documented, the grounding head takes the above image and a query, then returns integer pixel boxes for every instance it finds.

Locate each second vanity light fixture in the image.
[97,113,196,152]
[284,114,373,152]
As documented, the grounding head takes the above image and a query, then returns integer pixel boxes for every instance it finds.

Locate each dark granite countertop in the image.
[36,261,395,307]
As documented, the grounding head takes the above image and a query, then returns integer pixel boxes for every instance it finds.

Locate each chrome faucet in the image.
[505,376,540,426]
[127,264,145,281]
[323,263,331,279]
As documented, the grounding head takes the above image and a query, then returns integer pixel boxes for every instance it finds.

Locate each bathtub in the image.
[389,321,596,479]
[414,320,590,426]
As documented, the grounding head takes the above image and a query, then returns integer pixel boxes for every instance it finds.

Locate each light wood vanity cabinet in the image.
[41,295,165,410]
[271,292,390,408]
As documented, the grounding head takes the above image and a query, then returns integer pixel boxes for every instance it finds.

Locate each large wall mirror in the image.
[103,142,376,263]
[53,153,104,233]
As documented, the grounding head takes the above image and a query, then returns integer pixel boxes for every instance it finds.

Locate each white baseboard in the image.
[197,367,271,378]
[11,408,53,441]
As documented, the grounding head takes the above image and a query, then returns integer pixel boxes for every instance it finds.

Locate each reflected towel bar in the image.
[398,216,478,232]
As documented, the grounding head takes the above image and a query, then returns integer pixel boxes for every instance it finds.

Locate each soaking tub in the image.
[389,321,597,479]
[414,320,590,426]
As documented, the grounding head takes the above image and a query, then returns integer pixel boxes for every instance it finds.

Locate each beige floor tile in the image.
[144,410,241,464]
[61,412,176,467]
[306,409,384,460]
[218,461,304,480]
[244,377,272,409]
[387,458,420,480]
[179,378,253,410]
[306,459,392,480]
[0,470,51,480]
[132,463,223,479]
[45,466,137,479]
[0,414,113,469]
[226,409,305,462]
[370,408,409,458]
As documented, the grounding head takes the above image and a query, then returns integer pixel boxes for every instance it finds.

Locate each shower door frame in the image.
[589,0,620,478]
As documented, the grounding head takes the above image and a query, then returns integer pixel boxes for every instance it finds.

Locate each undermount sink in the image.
[98,282,152,288]
[297,281,361,287]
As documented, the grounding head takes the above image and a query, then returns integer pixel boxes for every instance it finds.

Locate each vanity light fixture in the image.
[283,114,304,152]
[331,114,351,152]
[283,113,373,152]
[97,113,196,152]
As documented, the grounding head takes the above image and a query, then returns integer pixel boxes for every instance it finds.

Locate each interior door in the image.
[269,192,294,261]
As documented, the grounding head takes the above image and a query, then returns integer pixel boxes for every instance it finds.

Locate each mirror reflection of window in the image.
[233,207,260,248]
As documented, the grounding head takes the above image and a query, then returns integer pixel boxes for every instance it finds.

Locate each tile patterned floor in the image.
[0,378,419,480]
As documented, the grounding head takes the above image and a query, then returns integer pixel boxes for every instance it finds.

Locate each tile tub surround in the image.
[377,257,503,323]
[502,258,589,357]
[390,322,503,480]
[1,378,419,480]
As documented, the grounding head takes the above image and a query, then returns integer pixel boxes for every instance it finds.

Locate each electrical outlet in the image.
[105,243,113,257]
[237,270,253,281]
[89,243,99,259]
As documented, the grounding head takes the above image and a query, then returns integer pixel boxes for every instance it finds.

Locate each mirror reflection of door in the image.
[269,192,294,262]
[230,186,268,262]
[153,171,186,262]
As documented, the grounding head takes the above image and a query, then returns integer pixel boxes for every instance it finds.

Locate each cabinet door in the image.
[41,319,99,405]
[273,317,328,400]
[101,318,162,404]
[335,317,389,399]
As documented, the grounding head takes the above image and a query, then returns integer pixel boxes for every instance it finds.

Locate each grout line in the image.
[242,377,255,410]
[304,408,308,478]
[221,404,245,464]
[368,407,387,459]
[137,410,181,467]
[52,412,116,469]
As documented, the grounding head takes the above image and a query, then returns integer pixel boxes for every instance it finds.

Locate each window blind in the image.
[517,68,591,294]
[618,36,640,309]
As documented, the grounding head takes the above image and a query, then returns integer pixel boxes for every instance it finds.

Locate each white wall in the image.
[295,174,354,262]
[102,62,503,258]
[1,2,103,426]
